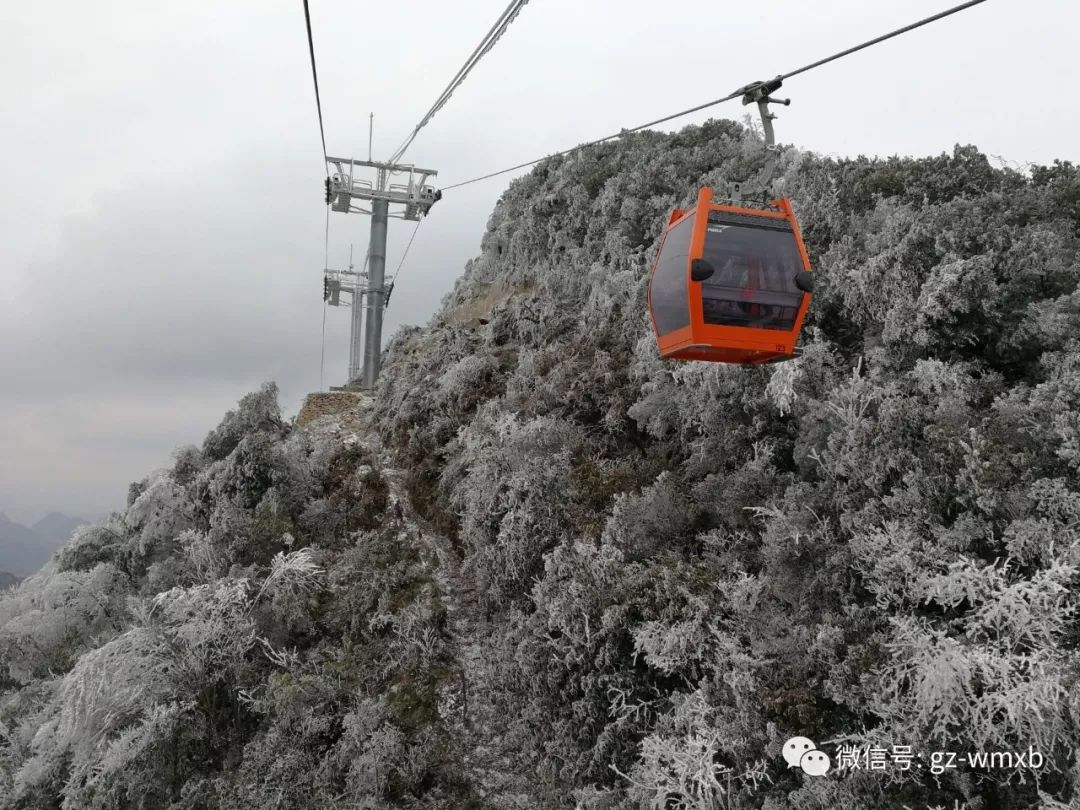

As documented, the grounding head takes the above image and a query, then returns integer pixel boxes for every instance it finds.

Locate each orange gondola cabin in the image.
[647,187,813,365]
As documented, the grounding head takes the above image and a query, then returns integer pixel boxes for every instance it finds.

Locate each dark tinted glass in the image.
[650,214,694,335]
[699,211,805,331]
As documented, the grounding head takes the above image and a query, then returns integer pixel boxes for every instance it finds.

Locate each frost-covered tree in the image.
[5,125,1080,809]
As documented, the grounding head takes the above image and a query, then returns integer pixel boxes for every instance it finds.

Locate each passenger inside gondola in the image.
[698,220,804,331]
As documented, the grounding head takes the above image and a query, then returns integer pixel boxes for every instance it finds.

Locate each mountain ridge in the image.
[1,121,1079,808]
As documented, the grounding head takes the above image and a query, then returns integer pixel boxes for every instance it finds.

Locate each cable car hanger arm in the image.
[727,78,790,204]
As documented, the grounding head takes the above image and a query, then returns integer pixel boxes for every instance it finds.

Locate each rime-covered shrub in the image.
[201,382,287,461]
[0,563,126,682]
[370,125,1080,808]
[7,124,1080,809]
[54,521,127,573]
[442,408,584,605]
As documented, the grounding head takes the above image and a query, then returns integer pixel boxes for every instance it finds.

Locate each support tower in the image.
[325,157,440,389]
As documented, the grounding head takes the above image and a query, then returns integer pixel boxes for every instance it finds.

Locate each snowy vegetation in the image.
[3,120,1080,808]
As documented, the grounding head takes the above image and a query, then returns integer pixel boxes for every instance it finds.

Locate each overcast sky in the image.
[1,0,1076,525]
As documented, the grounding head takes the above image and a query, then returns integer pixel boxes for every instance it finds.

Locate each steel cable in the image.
[390,0,531,163]
[301,0,328,162]
[442,0,989,191]
[386,218,425,304]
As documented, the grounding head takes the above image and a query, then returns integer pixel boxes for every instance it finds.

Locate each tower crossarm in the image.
[323,266,368,308]
[327,157,441,220]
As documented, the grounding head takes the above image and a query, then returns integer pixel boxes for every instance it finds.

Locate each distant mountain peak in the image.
[32,511,86,533]
[31,513,86,551]
[0,511,86,577]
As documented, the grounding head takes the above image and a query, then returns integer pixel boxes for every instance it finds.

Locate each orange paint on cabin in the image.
[646,187,813,365]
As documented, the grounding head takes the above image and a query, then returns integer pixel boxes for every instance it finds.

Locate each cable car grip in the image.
[729,75,790,204]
